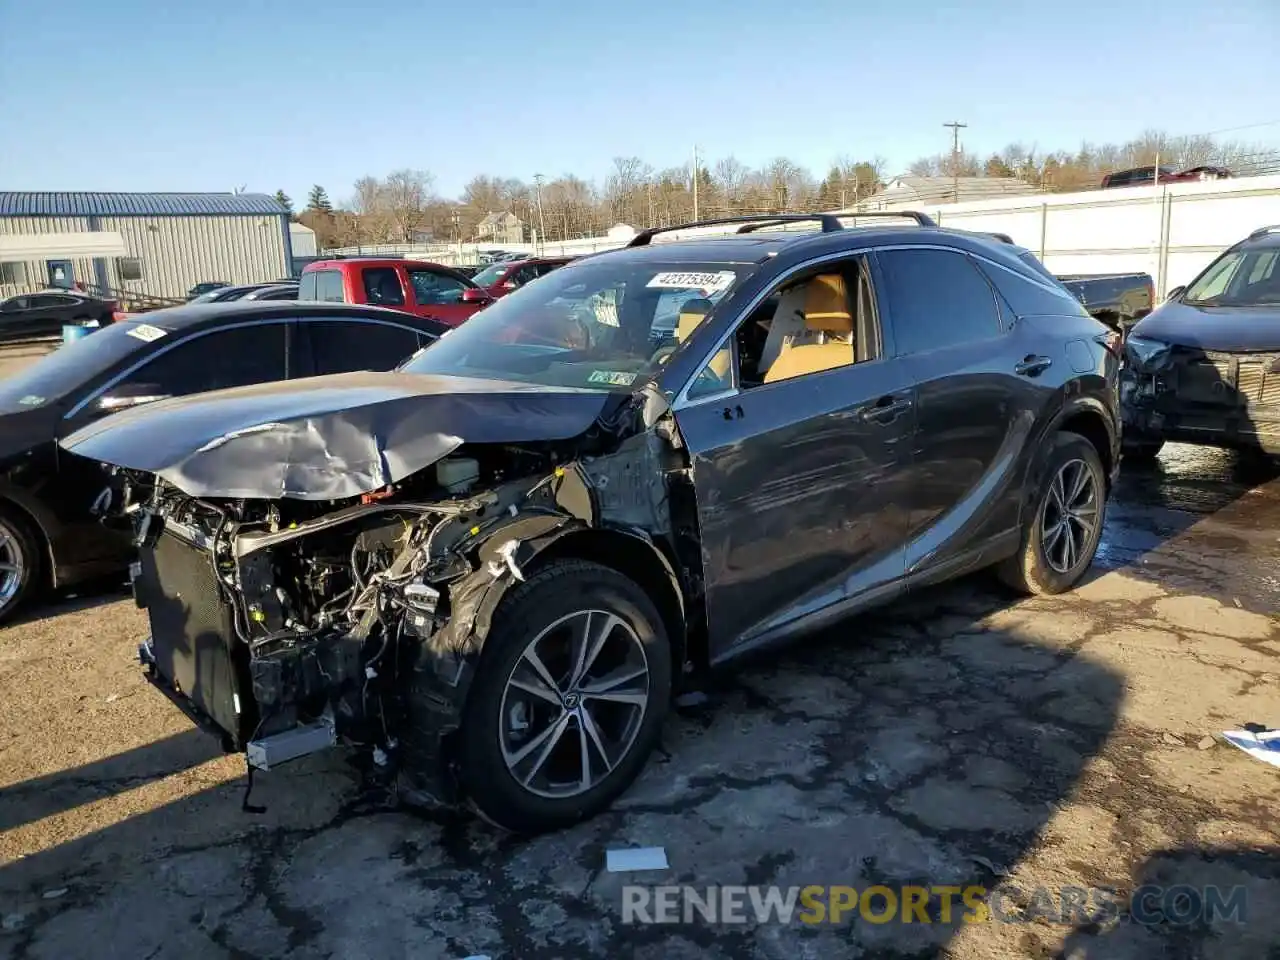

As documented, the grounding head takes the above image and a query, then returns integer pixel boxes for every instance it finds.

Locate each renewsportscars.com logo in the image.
[621,884,1249,927]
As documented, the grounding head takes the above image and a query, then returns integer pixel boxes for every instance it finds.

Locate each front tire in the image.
[0,506,42,625]
[998,431,1107,596]
[457,560,672,833]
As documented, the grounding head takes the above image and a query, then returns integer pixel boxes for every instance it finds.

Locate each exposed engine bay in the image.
[117,409,696,804]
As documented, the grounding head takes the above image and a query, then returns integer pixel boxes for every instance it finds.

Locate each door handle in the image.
[721,404,745,421]
[1015,354,1053,377]
[860,394,913,422]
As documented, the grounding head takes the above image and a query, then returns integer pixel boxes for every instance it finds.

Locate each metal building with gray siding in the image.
[0,192,293,301]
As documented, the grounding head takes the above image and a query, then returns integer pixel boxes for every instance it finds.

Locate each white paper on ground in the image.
[606,846,669,872]
[1222,729,1280,769]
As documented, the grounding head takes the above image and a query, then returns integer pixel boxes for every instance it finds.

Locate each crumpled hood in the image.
[1132,300,1280,353]
[59,371,610,500]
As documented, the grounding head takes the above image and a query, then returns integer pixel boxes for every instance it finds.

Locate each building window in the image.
[117,257,144,281]
[0,262,27,285]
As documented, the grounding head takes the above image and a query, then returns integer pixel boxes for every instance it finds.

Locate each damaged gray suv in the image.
[63,213,1121,833]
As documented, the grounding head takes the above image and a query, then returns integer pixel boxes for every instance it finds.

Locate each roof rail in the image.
[627,214,844,247]
[983,231,1015,244]
[1247,224,1280,240]
[626,210,939,247]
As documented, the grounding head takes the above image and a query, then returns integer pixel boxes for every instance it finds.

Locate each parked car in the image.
[470,256,574,298]
[1120,224,1280,459]
[187,281,230,300]
[1101,165,1232,188]
[240,282,299,302]
[452,265,482,279]
[189,282,292,304]
[66,212,1121,833]
[298,257,493,326]
[0,290,119,343]
[0,301,447,624]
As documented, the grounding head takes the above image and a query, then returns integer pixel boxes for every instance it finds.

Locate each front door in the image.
[671,260,916,660]
[405,266,482,326]
[46,260,74,289]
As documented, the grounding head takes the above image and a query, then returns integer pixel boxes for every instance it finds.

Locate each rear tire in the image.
[998,431,1107,596]
[0,505,43,625]
[456,559,671,834]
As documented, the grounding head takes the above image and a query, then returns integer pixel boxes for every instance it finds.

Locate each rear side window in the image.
[306,320,428,374]
[978,257,1090,320]
[305,270,344,302]
[877,248,1004,355]
[362,267,405,306]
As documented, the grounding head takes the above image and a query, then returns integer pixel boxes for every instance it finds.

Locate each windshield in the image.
[472,263,512,287]
[0,321,158,412]
[1183,248,1280,306]
[401,257,748,390]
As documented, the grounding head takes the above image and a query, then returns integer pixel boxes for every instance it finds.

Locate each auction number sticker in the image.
[587,370,638,386]
[646,271,736,295]
[126,323,168,343]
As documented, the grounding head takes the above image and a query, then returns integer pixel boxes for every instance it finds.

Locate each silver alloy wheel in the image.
[1040,458,1099,574]
[0,517,25,609]
[498,609,651,800]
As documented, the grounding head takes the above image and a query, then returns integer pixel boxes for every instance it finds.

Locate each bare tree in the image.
[713,156,749,207]
[382,168,434,241]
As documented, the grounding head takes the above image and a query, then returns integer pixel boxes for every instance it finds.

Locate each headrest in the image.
[804,274,853,333]
[676,298,715,341]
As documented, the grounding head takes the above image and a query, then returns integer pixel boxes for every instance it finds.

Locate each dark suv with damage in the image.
[1122,225,1280,459]
[64,213,1122,833]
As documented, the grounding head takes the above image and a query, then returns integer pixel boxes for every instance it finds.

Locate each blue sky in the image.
[1,0,1277,205]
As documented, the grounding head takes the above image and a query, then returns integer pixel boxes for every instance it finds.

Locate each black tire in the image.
[998,431,1107,596]
[1122,436,1164,462]
[0,504,43,625]
[456,559,672,833]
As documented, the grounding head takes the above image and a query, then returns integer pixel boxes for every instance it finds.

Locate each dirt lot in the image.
[1,445,1278,959]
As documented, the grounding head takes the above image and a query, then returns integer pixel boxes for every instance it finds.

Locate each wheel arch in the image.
[0,487,58,587]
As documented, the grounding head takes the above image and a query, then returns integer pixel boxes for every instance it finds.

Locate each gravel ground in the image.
[0,439,1277,959]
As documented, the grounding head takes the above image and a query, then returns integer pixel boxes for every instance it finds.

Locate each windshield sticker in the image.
[587,370,637,387]
[126,323,168,343]
[17,395,44,406]
[646,271,736,295]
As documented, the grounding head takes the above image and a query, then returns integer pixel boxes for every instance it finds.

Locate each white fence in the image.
[324,175,1280,297]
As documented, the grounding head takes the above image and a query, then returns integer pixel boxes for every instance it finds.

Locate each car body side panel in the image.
[673,359,915,660]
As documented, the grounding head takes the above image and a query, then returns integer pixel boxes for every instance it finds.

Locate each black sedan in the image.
[0,290,118,344]
[1122,224,1280,458]
[0,301,446,622]
[66,212,1122,833]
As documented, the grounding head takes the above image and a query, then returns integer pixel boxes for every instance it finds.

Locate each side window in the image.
[29,294,59,308]
[362,267,405,306]
[298,272,318,300]
[978,257,1090,320]
[509,265,539,287]
[686,258,878,399]
[535,262,563,278]
[307,320,425,374]
[408,269,467,305]
[314,270,345,302]
[116,323,289,396]
[876,249,1003,355]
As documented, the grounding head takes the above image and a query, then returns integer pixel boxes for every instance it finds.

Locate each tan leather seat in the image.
[676,298,730,378]
[763,274,855,383]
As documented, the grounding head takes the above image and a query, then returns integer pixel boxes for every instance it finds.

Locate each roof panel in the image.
[0,192,288,217]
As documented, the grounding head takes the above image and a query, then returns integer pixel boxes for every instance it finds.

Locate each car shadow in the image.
[8,576,130,627]
[0,591,1126,958]
[1055,846,1280,959]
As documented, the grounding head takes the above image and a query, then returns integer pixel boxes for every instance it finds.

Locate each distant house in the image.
[476,211,525,244]
[853,176,1038,210]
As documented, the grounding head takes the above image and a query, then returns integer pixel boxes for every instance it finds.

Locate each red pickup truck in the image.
[298,257,493,326]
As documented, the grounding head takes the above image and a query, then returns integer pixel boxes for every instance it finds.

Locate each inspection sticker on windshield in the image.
[126,323,168,343]
[588,370,637,387]
[17,395,44,406]
[646,271,736,295]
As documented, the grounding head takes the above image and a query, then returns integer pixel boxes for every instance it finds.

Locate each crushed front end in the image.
[1121,339,1280,454]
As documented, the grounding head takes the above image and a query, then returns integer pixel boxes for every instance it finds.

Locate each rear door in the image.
[405,266,481,325]
[873,246,1044,571]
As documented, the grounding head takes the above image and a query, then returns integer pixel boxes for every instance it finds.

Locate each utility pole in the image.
[532,173,547,251]
[692,144,700,221]
[943,120,968,202]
